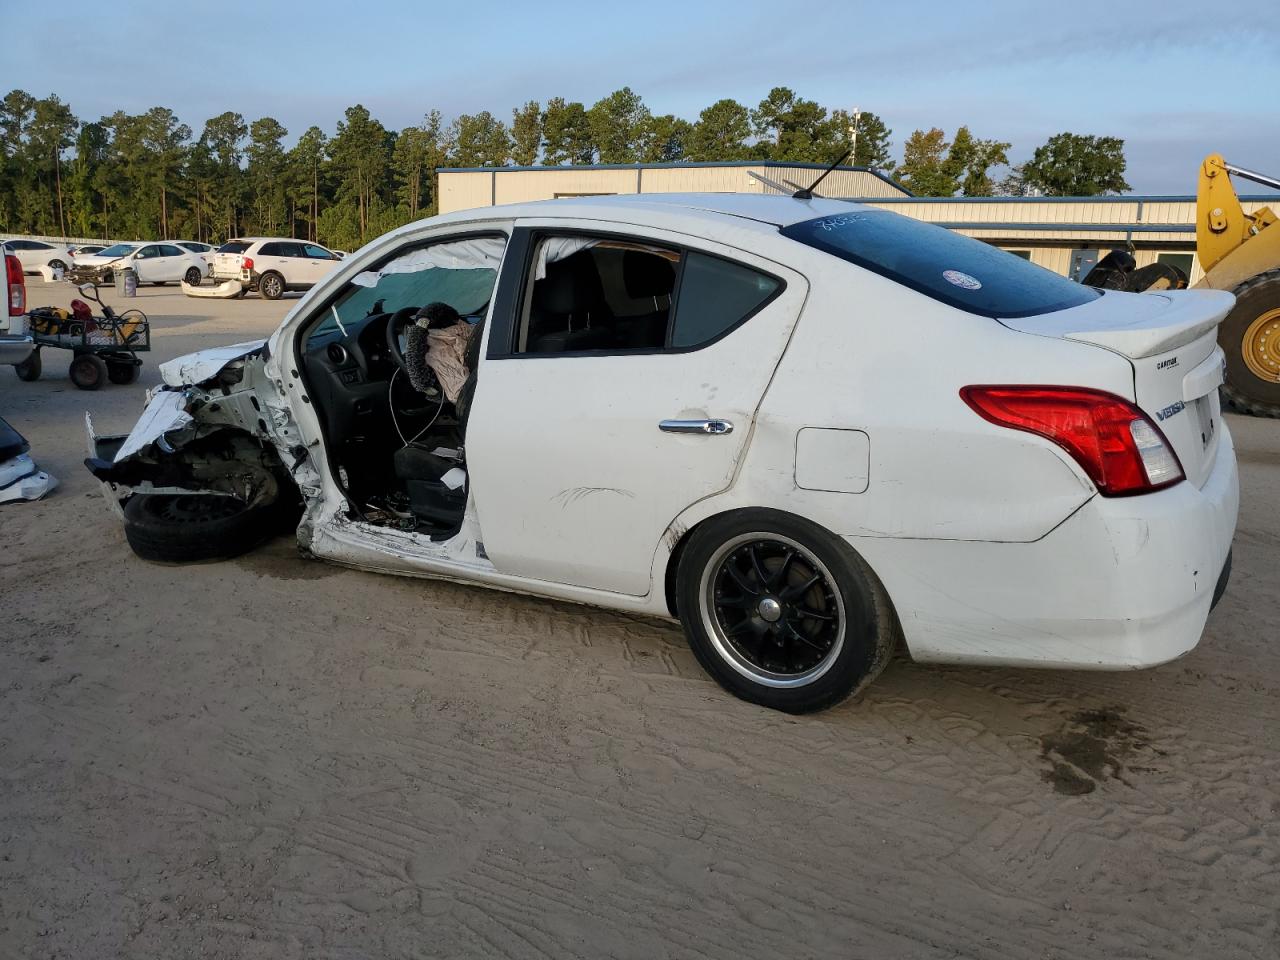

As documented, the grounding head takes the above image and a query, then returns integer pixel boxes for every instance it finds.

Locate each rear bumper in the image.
[854,424,1239,670]
[0,334,34,366]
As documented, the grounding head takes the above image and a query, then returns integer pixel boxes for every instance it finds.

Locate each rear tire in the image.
[259,271,284,300]
[1220,269,1280,418]
[184,267,202,286]
[14,349,41,381]
[675,509,899,713]
[48,258,66,273]
[122,493,287,563]
[69,353,108,390]
[107,360,139,385]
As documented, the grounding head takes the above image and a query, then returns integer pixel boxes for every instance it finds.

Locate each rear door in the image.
[465,222,807,596]
[256,242,295,282]
[155,244,187,281]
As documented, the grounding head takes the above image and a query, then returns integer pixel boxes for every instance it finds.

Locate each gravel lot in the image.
[2,280,1277,959]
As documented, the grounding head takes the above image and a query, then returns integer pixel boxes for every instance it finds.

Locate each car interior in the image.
[298,234,682,540]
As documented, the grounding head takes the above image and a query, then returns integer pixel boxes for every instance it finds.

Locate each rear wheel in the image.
[676,509,898,713]
[48,258,66,273]
[184,266,203,286]
[259,271,284,300]
[69,353,108,390]
[107,360,139,385]
[1220,269,1280,417]
[122,493,289,563]
[14,349,41,381]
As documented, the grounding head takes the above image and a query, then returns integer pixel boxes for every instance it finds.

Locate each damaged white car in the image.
[87,195,1239,712]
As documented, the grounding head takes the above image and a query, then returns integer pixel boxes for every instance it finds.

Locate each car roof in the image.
[474,193,867,228]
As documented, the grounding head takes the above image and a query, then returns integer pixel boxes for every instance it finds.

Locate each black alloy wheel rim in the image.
[702,534,845,685]
[149,495,245,523]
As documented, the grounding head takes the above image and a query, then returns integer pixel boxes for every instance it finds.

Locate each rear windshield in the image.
[218,241,251,254]
[780,210,1099,319]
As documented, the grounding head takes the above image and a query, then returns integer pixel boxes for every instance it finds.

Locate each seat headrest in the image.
[534,253,605,315]
[623,250,675,298]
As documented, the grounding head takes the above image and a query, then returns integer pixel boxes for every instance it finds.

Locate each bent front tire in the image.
[676,509,898,713]
[123,493,286,563]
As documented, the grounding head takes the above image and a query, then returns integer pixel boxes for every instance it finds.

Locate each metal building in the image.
[437,161,908,211]
[437,162,1276,284]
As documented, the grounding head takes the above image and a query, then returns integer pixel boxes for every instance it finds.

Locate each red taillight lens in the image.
[242,257,254,271]
[960,385,1184,497]
[6,254,25,316]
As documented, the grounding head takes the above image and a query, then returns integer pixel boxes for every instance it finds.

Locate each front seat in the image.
[392,443,466,528]
[527,253,614,353]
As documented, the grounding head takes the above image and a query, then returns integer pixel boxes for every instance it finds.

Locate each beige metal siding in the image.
[639,166,752,193]
[438,171,494,214]
[438,164,910,214]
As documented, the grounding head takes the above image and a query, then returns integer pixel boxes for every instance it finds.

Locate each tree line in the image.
[0,86,1131,252]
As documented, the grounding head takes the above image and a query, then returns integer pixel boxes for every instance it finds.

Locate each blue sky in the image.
[5,0,1277,194]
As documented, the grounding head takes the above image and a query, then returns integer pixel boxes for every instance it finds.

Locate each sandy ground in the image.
[1,280,1277,959]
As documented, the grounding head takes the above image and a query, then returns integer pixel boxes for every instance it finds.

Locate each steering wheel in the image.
[384,306,420,377]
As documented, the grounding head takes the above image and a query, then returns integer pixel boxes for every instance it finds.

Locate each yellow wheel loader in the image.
[1194,154,1280,417]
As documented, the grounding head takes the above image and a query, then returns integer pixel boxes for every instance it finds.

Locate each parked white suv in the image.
[211,238,341,299]
[4,238,75,276]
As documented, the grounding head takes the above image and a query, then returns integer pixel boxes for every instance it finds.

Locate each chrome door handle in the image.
[659,418,734,435]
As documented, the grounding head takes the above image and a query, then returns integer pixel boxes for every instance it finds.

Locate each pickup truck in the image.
[1,247,34,370]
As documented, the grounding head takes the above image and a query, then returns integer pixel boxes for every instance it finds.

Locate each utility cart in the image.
[15,282,150,390]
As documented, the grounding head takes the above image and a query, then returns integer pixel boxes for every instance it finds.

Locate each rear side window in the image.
[781,210,1099,319]
[672,252,780,347]
[219,241,251,254]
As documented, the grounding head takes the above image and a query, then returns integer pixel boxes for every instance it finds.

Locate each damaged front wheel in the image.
[122,493,291,563]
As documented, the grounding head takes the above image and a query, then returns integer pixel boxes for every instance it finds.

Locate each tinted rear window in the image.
[672,252,780,348]
[780,210,1099,319]
[219,241,251,254]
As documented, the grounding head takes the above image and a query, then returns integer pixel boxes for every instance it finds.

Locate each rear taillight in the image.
[960,385,1184,497]
[6,254,24,316]
[242,257,254,271]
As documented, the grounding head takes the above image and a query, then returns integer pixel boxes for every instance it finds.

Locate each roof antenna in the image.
[793,148,851,200]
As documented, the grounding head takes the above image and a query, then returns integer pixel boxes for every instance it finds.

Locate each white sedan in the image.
[71,242,208,286]
[4,238,75,275]
[87,194,1238,712]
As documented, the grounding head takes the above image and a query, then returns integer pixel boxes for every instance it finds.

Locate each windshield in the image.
[97,243,138,258]
[307,236,507,344]
[781,209,1099,319]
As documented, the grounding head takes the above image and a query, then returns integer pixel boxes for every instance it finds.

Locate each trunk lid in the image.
[1000,288,1235,489]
